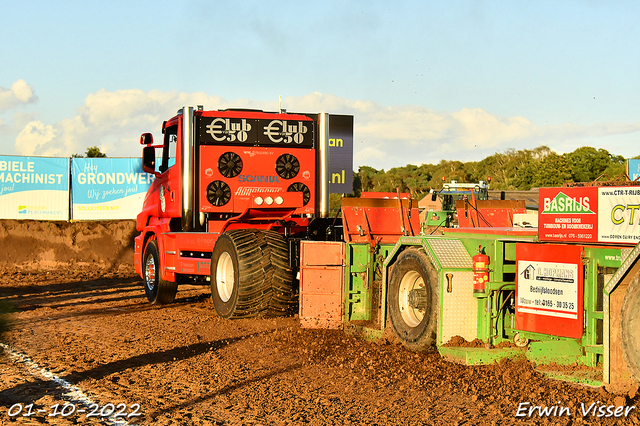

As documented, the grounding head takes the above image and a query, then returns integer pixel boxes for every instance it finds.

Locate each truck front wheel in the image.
[388,247,439,351]
[143,239,178,305]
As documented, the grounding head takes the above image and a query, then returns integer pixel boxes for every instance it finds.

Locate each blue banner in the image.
[0,156,69,220]
[629,159,640,181]
[0,156,68,194]
[71,158,156,220]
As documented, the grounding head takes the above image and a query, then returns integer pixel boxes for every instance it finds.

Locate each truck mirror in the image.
[142,146,159,176]
[140,132,153,145]
[431,192,437,202]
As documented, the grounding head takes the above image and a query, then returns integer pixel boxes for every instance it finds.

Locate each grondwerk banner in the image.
[71,158,156,220]
[0,156,69,220]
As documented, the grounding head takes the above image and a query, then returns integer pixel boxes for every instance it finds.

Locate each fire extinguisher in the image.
[473,245,489,296]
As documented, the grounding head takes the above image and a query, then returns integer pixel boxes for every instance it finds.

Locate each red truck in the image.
[134,106,353,318]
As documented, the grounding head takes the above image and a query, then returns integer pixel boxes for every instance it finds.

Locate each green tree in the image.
[601,153,626,180]
[428,160,470,188]
[511,161,538,190]
[72,146,107,158]
[352,171,363,197]
[504,146,553,190]
[470,146,552,190]
[532,153,573,188]
[565,147,616,182]
[404,164,432,197]
[357,166,383,192]
[375,167,404,193]
[354,144,628,193]
[86,146,107,158]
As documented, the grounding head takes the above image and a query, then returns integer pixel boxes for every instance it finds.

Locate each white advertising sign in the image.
[0,156,69,220]
[517,260,579,319]
[598,187,640,244]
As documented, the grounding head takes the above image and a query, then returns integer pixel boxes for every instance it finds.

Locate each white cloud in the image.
[12,89,230,157]
[312,98,640,170]
[8,89,640,169]
[354,145,388,165]
[15,121,57,155]
[0,80,38,112]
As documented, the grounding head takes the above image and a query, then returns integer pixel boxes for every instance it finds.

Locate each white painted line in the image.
[0,342,133,425]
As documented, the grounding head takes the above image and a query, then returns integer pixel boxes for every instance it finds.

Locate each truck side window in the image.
[160,125,177,173]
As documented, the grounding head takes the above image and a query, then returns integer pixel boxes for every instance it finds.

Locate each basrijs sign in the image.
[541,191,596,215]
[539,186,640,245]
[539,187,599,243]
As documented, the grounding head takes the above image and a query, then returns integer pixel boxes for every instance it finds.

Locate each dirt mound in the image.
[0,220,137,270]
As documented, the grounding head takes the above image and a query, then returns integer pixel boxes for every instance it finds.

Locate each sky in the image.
[2,0,640,171]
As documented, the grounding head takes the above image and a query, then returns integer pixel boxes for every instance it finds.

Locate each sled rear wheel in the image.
[388,247,439,351]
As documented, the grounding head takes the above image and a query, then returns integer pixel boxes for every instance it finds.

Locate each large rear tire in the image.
[211,229,296,318]
[261,230,295,316]
[211,229,269,318]
[143,239,178,305]
[388,247,439,351]
[621,273,640,381]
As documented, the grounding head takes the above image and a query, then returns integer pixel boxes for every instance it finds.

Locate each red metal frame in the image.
[456,199,527,228]
[341,196,419,245]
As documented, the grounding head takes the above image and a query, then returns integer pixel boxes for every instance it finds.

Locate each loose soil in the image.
[0,220,639,425]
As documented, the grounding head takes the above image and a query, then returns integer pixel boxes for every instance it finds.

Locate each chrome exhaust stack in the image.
[317,113,330,219]
[181,106,195,231]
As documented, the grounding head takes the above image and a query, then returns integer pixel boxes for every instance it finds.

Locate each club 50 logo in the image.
[263,120,308,144]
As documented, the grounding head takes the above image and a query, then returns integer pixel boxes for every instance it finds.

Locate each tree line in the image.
[352,146,633,198]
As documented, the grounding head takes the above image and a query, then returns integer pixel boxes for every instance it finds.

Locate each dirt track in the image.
[0,220,639,425]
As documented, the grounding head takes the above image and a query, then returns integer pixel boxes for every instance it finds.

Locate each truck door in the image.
[156,123,181,219]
